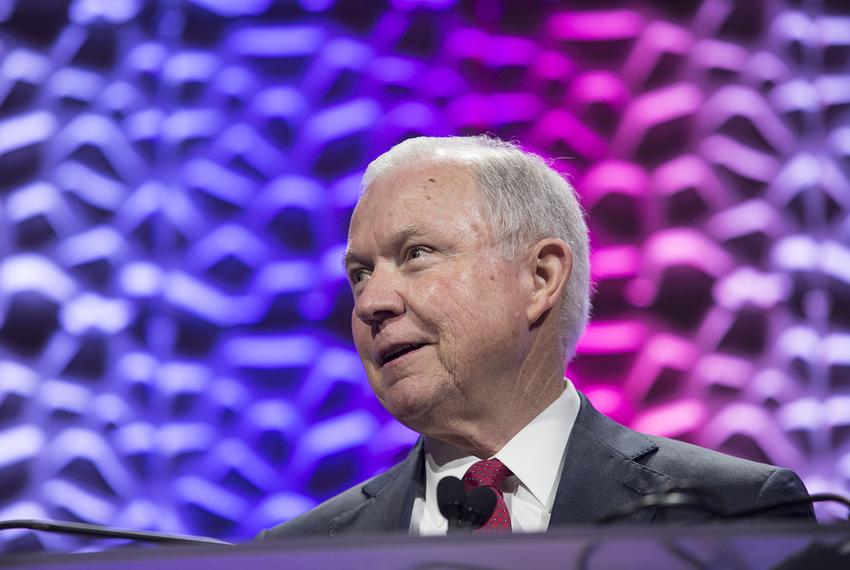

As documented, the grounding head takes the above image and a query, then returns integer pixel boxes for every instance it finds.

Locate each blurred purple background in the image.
[0,0,848,553]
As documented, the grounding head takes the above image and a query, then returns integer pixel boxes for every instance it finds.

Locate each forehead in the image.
[348,162,488,241]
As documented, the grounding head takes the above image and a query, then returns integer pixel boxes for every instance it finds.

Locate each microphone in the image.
[0,519,232,546]
[437,476,466,531]
[462,486,498,530]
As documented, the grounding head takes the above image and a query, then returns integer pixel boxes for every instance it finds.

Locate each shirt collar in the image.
[422,379,580,517]
[494,380,580,511]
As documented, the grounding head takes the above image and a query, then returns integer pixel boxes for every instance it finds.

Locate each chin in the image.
[380,383,439,426]
[382,395,430,425]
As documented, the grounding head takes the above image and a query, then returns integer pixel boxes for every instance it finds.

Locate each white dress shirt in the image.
[410,379,581,535]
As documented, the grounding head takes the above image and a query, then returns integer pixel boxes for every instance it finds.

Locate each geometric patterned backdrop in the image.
[0,0,848,553]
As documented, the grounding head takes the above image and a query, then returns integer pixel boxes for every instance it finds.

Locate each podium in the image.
[2,522,848,569]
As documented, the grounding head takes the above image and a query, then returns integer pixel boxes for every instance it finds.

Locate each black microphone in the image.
[0,519,231,546]
[462,487,498,530]
[437,476,466,532]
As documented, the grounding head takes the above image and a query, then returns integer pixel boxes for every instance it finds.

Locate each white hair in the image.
[361,135,591,363]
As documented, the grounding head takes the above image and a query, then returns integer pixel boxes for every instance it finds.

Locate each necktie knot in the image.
[462,458,512,495]
[461,459,513,533]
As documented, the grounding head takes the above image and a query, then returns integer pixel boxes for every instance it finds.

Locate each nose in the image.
[353,264,404,330]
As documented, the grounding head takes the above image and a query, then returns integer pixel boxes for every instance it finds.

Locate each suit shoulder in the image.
[641,433,777,481]
[639,433,811,517]
[256,475,376,541]
[255,446,420,541]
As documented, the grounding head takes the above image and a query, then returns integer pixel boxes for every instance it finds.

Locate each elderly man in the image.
[258,135,813,539]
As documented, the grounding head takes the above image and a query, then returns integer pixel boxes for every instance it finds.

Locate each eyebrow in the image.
[343,224,435,270]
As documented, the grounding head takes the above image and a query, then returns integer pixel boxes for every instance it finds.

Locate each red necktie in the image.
[462,458,513,533]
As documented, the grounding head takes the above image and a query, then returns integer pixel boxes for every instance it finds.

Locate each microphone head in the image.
[437,476,466,522]
[463,487,498,528]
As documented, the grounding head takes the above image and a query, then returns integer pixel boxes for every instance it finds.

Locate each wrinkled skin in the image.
[345,163,567,456]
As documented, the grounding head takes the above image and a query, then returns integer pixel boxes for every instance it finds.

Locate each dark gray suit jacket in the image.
[258,394,814,540]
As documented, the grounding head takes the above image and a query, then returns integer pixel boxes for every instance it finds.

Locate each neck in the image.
[416,329,569,459]
[424,371,565,459]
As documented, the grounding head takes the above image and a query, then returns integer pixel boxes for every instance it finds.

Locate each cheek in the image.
[420,270,499,346]
[420,274,476,323]
[444,266,525,350]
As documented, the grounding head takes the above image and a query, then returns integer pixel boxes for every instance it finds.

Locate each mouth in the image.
[379,343,428,367]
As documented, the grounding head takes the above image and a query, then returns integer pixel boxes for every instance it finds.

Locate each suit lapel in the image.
[329,439,424,535]
[550,394,672,526]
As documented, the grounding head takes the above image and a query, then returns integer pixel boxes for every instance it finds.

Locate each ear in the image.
[526,238,572,327]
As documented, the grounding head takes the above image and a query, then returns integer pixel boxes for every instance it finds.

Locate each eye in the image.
[349,267,371,285]
[406,246,430,261]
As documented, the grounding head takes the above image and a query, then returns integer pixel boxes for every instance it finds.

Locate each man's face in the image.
[345,162,532,437]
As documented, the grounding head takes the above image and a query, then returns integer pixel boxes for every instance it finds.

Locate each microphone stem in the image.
[0,519,231,546]
[446,518,461,533]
